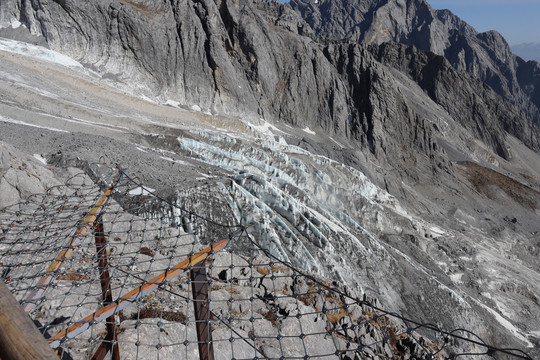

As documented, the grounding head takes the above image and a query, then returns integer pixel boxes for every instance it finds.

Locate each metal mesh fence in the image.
[0,164,533,360]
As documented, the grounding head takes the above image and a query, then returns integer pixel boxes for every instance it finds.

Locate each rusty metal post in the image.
[48,238,229,348]
[91,216,120,360]
[23,175,122,313]
[190,262,214,360]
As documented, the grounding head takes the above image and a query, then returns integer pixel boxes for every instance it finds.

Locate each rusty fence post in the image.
[48,238,230,347]
[23,175,122,314]
[91,215,120,360]
[190,262,214,360]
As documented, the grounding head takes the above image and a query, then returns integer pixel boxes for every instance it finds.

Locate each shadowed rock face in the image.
[290,0,540,127]
[369,42,540,156]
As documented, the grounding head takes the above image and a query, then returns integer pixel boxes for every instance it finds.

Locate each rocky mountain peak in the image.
[290,0,540,127]
[290,0,475,51]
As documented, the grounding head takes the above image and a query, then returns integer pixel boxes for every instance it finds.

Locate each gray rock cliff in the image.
[370,42,540,156]
[289,0,540,127]
[1,0,536,167]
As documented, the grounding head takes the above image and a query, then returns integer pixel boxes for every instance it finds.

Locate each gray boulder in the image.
[0,141,60,209]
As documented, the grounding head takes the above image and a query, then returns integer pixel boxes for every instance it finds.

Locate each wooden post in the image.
[190,263,214,360]
[0,279,58,360]
[91,216,120,360]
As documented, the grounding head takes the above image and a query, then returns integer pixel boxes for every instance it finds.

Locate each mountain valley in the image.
[0,0,539,358]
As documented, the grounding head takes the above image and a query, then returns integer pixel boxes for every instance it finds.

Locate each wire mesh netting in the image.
[0,164,533,360]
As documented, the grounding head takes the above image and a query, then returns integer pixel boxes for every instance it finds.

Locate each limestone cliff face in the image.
[1,0,536,167]
[0,0,349,134]
[290,0,540,128]
[289,0,475,52]
[370,42,540,156]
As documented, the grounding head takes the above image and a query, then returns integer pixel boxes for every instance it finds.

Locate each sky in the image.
[280,0,540,45]
[427,0,540,45]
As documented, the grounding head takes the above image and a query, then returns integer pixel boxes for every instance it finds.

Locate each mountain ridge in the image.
[2,0,537,160]
[289,0,540,128]
[0,0,539,356]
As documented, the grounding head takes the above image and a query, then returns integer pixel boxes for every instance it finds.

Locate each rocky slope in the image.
[0,0,539,358]
[368,42,540,156]
[289,0,540,126]
[0,142,60,209]
[1,141,453,360]
[1,41,539,357]
[1,0,537,174]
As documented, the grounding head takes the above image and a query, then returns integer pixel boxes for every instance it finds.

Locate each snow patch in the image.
[159,156,187,165]
[390,246,470,307]
[190,104,202,112]
[129,186,155,196]
[33,154,47,165]
[47,114,128,133]
[0,115,70,133]
[165,100,181,108]
[449,273,463,284]
[11,19,22,29]
[302,127,316,135]
[470,297,533,347]
[0,38,83,69]
[481,292,492,299]
[196,173,213,180]
[243,120,288,146]
[430,226,446,237]
[256,119,286,135]
[139,95,157,104]
[329,137,345,148]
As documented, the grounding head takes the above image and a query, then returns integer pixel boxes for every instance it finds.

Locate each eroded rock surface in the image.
[1,0,537,164]
[0,0,539,357]
[290,0,540,126]
[0,141,60,208]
